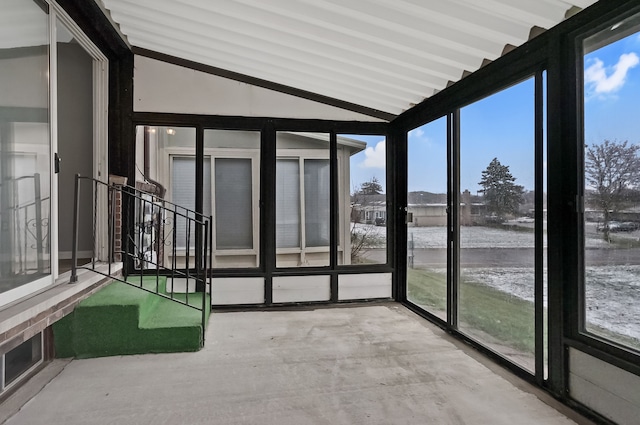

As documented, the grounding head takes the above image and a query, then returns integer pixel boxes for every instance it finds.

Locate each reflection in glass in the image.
[583,16,640,352]
[134,126,196,270]
[406,118,448,320]
[459,79,537,372]
[0,0,51,296]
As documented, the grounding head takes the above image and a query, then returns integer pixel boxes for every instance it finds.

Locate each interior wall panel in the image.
[338,273,392,300]
[272,275,331,303]
[569,348,640,425]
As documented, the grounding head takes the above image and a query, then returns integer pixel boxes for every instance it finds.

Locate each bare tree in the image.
[586,140,640,241]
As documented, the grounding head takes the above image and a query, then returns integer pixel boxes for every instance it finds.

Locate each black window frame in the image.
[131,113,391,305]
[568,4,640,376]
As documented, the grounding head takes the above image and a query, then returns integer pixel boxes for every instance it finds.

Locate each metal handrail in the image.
[69,174,212,342]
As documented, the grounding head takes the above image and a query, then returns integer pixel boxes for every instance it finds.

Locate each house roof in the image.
[97,0,598,120]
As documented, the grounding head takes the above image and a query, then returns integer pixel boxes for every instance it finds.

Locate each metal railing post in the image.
[70,174,81,283]
[34,173,44,273]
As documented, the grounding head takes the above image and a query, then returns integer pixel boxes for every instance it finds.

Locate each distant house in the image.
[351,194,386,225]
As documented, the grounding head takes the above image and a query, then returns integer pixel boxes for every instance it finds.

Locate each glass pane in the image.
[276,159,300,249]
[205,129,260,268]
[338,135,387,265]
[215,158,252,249]
[0,0,50,296]
[134,126,197,269]
[406,118,448,320]
[460,78,537,372]
[583,14,640,352]
[172,156,212,248]
[276,132,330,267]
[304,159,330,247]
[4,333,42,386]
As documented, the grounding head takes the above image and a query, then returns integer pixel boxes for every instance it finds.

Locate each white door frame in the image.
[0,1,108,308]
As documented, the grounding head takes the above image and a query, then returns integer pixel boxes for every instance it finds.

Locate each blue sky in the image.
[348,29,640,195]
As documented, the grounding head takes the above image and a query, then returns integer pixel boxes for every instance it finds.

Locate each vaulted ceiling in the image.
[98,0,599,119]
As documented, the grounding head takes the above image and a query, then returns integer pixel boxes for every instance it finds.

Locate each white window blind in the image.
[215,158,252,249]
[304,159,330,247]
[276,159,300,248]
[172,156,211,248]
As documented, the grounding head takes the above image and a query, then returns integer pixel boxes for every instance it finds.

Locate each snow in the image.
[461,266,639,342]
[355,223,639,343]
[352,223,611,249]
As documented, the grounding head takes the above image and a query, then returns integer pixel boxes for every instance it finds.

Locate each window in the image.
[459,78,539,372]
[304,159,330,247]
[276,157,330,265]
[215,158,253,250]
[338,134,387,265]
[1,333,43,392]
[205,129,260,268]
[406,117,448,321]
[582,13,640,353]
[171,156,212,249]
[276,132,330,267]
[136,127,260,269]
[276,158,301,249]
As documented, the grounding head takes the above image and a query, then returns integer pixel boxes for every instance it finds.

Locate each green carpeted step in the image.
[138,297,206,353]
[53,276,210,359]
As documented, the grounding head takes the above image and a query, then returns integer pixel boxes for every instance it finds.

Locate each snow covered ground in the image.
[352,223,639,344]
[436,265,640,343]
[354,222,614,248]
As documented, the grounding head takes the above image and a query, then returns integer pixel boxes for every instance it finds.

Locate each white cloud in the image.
[585,52,639,95]
[409,128,425,139]
[363,140,385,168]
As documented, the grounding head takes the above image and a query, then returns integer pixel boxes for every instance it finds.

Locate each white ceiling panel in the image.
[99,0,599,118]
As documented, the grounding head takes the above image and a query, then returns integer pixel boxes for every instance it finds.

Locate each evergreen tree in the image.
[359,177,384,195]
[478,158,524,221]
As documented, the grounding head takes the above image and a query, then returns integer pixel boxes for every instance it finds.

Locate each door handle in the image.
[54,153,61,174]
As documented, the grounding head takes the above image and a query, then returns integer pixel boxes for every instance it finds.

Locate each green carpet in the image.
[54,276,210,359]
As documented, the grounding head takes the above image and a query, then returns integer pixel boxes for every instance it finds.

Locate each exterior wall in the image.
[569,348,640,425]
[134,55,385,121]
[408,205,447,227]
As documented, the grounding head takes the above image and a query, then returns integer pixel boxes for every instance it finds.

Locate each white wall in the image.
[338,273,392,300]
[272,275,331,303]
[569,348,640,425]
[134,56,385,121]
[212,277,264,305]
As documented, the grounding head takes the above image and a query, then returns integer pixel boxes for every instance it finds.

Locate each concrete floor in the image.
[5,304,593,425]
